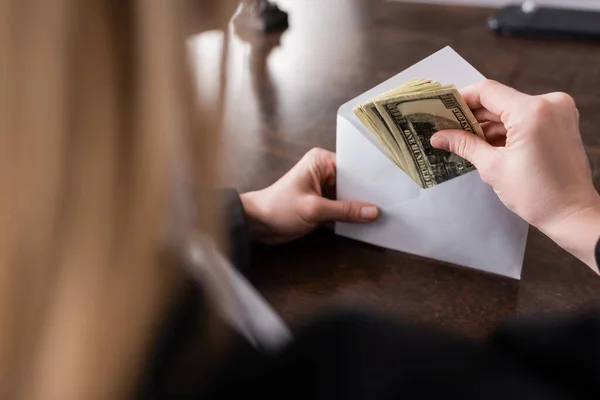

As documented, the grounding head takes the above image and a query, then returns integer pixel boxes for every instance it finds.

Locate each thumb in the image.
[431,130,497,168]
[311,198,380,223]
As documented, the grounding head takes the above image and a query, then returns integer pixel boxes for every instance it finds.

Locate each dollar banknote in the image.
[354,79,485,188]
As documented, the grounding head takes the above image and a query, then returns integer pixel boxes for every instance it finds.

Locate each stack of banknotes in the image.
[354,79,485,188]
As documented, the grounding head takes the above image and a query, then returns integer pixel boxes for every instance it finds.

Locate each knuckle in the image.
[306,147,322,156]
[481,79,502,94]
[303,147,334,169]
[339,202,354,219]
[548,91,576,108]
[347,203,362,220]
[306,147,328,160]
[540,92,578,120]
[452,137,472,159]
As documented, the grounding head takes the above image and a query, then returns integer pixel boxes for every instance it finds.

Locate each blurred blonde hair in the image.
[1,0,236,398]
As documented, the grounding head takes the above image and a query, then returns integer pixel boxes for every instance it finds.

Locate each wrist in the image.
[538,195,600,274]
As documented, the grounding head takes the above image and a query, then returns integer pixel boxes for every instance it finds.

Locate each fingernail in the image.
[360,206,378,220]
[431,134,449,151]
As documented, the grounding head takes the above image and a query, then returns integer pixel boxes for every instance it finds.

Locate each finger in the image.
[431,129,500,169]
[473,107,501,123]
[311,198,380,223]
[305,148,337,186]
[481,121,508,143]
[461,80,531,117]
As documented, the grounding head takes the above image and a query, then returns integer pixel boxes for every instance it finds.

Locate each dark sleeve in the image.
[135,190,253,399]
[219,189,252,275]
[595,237,600,269]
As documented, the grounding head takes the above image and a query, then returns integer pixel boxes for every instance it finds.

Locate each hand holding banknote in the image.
[431,80,600,273]
[354,78,485,188]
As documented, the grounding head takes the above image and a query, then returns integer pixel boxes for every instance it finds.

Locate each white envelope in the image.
[335,47,528,279]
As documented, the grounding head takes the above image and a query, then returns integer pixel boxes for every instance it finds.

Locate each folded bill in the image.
[354,79,485,188]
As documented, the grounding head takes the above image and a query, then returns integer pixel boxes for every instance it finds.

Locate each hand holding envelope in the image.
[336,47,529,279]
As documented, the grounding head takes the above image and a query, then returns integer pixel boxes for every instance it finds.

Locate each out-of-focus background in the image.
[189,0,600,338]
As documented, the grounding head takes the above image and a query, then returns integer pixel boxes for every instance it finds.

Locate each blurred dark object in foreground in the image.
[241,0,288,32]
[489,2,600,40]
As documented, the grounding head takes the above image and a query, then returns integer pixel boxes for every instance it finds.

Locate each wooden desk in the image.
[196,0,600,337]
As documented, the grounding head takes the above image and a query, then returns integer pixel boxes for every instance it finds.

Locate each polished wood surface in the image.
[191,0,600,338]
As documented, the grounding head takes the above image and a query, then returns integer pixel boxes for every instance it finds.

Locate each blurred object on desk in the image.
[391,0,600,11]
[189,0,370,192]
[240,0,289,32]
[489,3,600,39]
